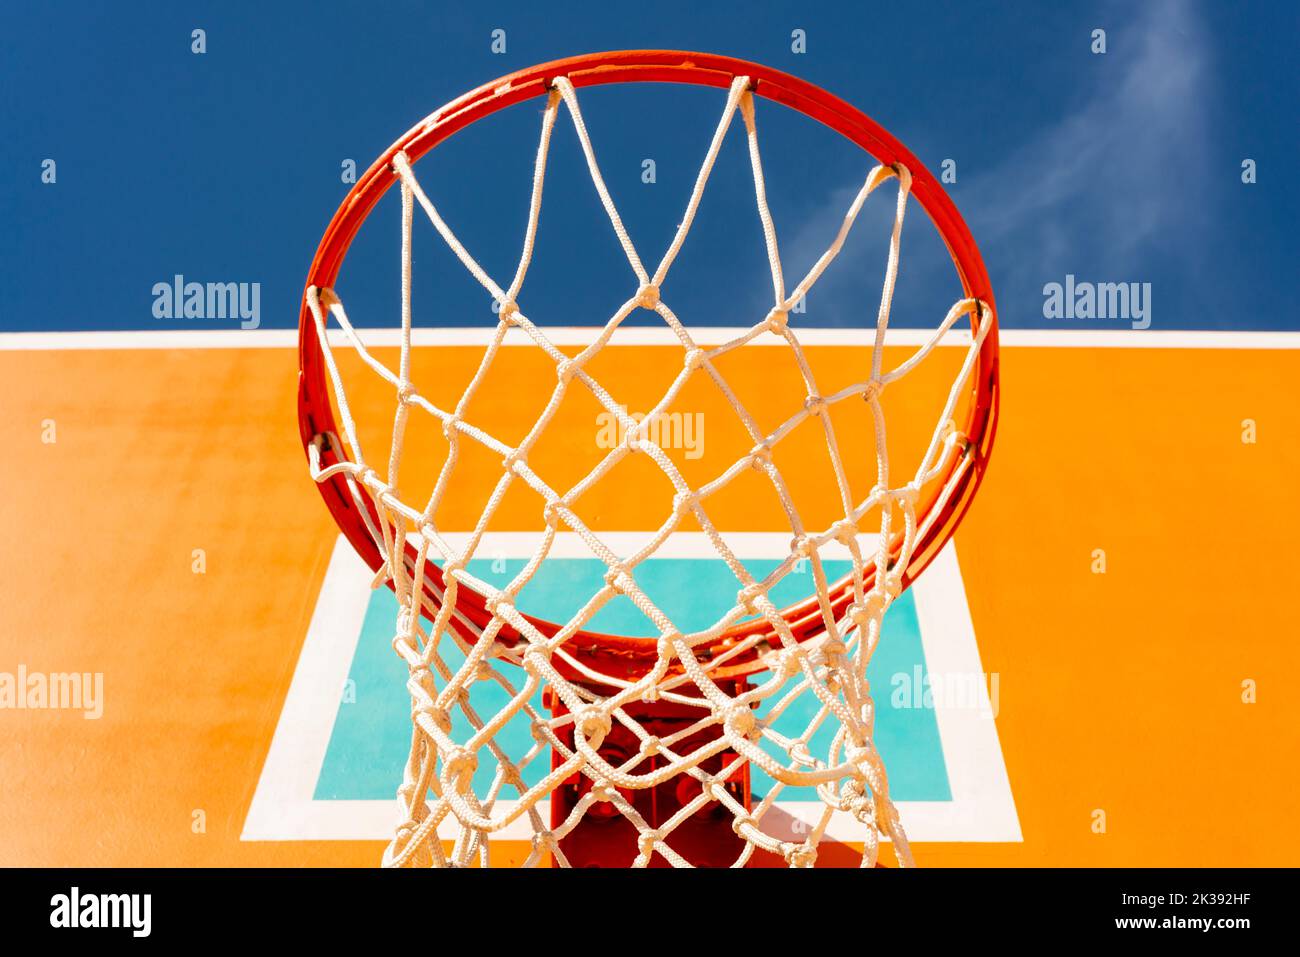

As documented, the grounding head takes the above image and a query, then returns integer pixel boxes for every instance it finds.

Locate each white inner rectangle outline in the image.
[243,533,1021,845]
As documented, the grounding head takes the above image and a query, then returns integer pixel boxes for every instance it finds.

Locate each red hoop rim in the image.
[297,50,1000,682]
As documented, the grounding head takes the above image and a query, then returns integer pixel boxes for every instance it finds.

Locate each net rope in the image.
[305,74,991,868]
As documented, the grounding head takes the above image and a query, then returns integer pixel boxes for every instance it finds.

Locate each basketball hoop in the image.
[298,50,999,867]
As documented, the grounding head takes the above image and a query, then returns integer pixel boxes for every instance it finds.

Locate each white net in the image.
[305,74,991,867]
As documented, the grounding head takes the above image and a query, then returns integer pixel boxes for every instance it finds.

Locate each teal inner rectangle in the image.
[315,557,951,803]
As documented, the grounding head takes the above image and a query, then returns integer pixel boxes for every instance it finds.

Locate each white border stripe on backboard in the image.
[3,327,1300,350]
[242,537,377,841]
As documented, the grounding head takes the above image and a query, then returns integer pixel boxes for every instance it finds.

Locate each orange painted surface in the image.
[0,344,1296,866]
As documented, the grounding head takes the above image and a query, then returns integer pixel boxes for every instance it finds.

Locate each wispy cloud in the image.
[775,0,1212,325]
[969,0,1211,292]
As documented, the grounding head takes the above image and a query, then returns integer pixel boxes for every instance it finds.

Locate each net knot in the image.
[736,582,766,615]
[639,735,661,757]
[389,822,426,866]
[656,631,681,662]
[859,591,888,621]
[841,775,868,800]
[820,636,849,663]
[396,604,416,632]
[484,592,512,619]
[501,765,525,790]
[788,740,814,767]
[894,483,921,508]
[392,631,421,667]
[415,703,452,734]
[523,644,552,671]
[861,378,885,403]
[790,533,815,558]
[502,448,527,473]
[602,564,631,594]
[764,307,789,334]
[777,649,804,680]
[497,299,520,323]
[445,748,478,791]
[749,443,773,470]
[845,788,876,826]
[442,557,466,579]
[683,347,706,371]
[410,664,437,696]
[830,519,858,546]
[804,394,826,417]
[784,842,818,868]
[725,703,759,740]
[578,708,613,746]
[672,491,698,517]
[555,357,578,383]
[847,601,875,628]
[397,381,418,403]
[352,464,380,492]
[542,500,563,528]
[637,829,663,857]
[635,283,660,309]
[706,777,730,803]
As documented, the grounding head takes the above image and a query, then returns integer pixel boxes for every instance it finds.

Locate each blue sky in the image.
[1,0,1295,332]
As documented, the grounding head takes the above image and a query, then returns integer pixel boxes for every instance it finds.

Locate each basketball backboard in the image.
[1,1,1297,867]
